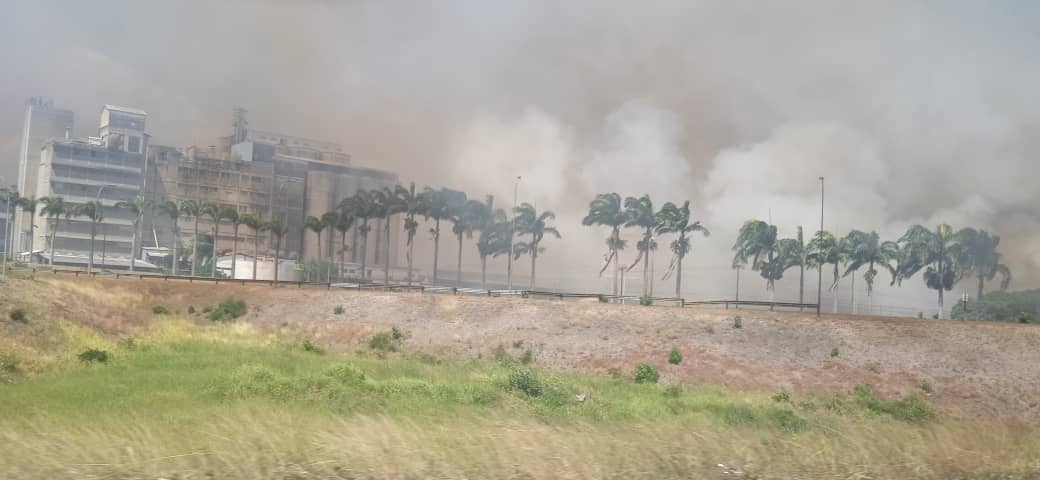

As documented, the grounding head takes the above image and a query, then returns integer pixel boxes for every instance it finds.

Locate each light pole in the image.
[816,176,824,317]
[507,176,520,290]
[1,177,9,280]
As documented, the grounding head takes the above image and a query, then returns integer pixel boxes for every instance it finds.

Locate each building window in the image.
[128,136,142,154]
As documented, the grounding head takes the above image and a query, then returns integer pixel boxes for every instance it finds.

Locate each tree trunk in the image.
[530,245,537,289]
[851,275,856,314]
[456,233,463,287]
[407,235,414,286]
[642,235,650,297]
[340,230,347,282]
[273,235,281,283]
[27,221,35,260]
[798,264,804,308]
[315,232,321,282]
[977,275,984,301]
[88,219,96,273]
[231,224,239,279]
[253,230,259,281]
[211,221,219,278]
[769,280,775,311]
[675,252,684,298]
[735,267,740,307]
[432,219,440,286]
[480,256,487,289]
[384,216,391,285]
[360,223,368,282]
[937,288,944,319]
[191,217,199,277]
[831,264,839,313]
[171,220,178,274]
[129,222,137,272]
[49,219,58,265]
[611,228,619,296]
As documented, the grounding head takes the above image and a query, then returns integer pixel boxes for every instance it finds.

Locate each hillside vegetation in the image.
[1,276,1038,479]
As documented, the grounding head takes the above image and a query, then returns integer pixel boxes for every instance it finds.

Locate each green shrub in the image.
[639,295,653,306]
[203,305,213,313]
[493,345,513,365]
[667,347,683,365]
[151,305,170,315]
[918,380,933,394]
[187,305,196,315]
[303,339,324,355]
[853,384,935,423]
[633,363,659,384]
[369,333,397,352]
[772,391,791,403]
[208,298,247,322]
[391,326,404,341]
[520,349,534,365]
[0,355,18,373]
[766,408,809,432]
[1019,313,1032,324]
[663,385,682,398]
[8,308,26,323]
[119,337,136,350]
[322,363,366,384]
[597,295,609,303]
[607,367,623,379]
[507,369,543,397]
[333,305,345,315]
[732,315,742,329]
[77,348,109,364]
[831,347,840,358]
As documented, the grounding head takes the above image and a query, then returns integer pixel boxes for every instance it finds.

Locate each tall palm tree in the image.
[267,219,289,283]
[396,183,425,286]
[75,201,104,273]
[180,200,205,277]
[114,196,151,272]
[623,194,658,297]
[512,203,561,290]
[333,209,354,281]
[792,227,808,306]
[239,213,265,280]
[16,196,38,258]
[422,188,462,286]
[654,201,709,298]
[1,188,20,261]
[341,190,377,282]
[895,224,963,319]
[582,193,628,296]
[373,187,403,285]
[470,195,506,289]
[222,207,241,278]
[840,230,899,314]
[39,196,68,266]
[806,230,845,313]
[202,203,224,278]
[156,200,181,272]
[732,220,781,302]
[320,211,339,283]
[305,215,326,282]
[954,228,1011,301]
[449,197,477,287]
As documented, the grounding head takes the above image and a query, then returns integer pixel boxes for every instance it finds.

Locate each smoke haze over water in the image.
[2,1,1039,309]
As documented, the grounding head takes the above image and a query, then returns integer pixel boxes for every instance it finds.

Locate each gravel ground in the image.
[29,277,1040,424]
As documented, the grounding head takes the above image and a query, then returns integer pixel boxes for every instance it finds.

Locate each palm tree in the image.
[806,230,845,313]
[840,230,899,314]
[954,228,1011,301]
[470,195,506,289]
[223,207,242,278]
[373,187,403,285]
[895,224,963,319]
[449,197,477,287]
[333,209,354,281]
[74,201,104,273]
[156,200,181,272]
[305,215,326,282]
[180,200,205,276]
[320,211,339,282]
[582,193,628,296]
[267,219,289,283]
[1,188,20,261]
[202,203,224,278]
[512,203,561,289]
[732,220,781,302]
[39,196,68,265]
[16,196,38,258]
[624,194,658,297]
[422,188,462,286]
[114,196,151,272]
[654,201,709,298]
[792,227,808,306]
[396,183,425,286]
[239,213,264,279]
[341,190,377,282]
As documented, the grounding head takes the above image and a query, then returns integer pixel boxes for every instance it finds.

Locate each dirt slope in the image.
[6,275,1040,423]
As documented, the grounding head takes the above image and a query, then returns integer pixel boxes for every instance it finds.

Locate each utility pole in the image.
[817,176,824,317]
[507,176,520,290]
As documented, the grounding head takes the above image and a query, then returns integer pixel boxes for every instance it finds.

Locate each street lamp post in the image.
[817,176,824,317]
[507,176,520,290]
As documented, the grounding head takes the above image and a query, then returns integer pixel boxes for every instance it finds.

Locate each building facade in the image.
[14,97,74,254]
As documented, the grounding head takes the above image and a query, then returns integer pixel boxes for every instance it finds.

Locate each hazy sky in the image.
[2,1,1038,309]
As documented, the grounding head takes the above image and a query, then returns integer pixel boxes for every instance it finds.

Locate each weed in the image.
[667,347,683,365]
[597,295,609,303]
[918,381,934,394]
[767,408,809,432]
[119,337,136,350]
[607,367,623,379]
[797,400,817,412]
[663,385,682,398]
[187,305,196,315]
[633,363,659,384]
[391,326,404,341]
[520,349,534,365]
[415,353,440,365]
[333,305,345,315]
[831,347,840,358]
[732,315,743,329]
[853,384,935,423]
[321,363,366,384]
[507,369,543,397]
[77,349,109,364]
[208,298,247,322]
[772,391,791,403]
[639,295,653,306]
[917,311,924,319]
[151,305,170,315]
[0,355,18,373]
[512,340,524,349]
[1018,313,1032,324]
[493,344,513,364]
[8,308,26,323]
[369,333,397,352]
[303,340,325,355]
[932,313,939,319]
[203,305,213,313]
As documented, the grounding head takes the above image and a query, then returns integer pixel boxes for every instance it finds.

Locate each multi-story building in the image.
[33,105,149,267]
[14,97,74,254]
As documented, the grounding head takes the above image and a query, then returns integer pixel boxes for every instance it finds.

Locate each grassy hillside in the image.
[0,277,1038,479]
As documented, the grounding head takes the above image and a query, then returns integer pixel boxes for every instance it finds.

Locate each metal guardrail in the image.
[36,267,818,311]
